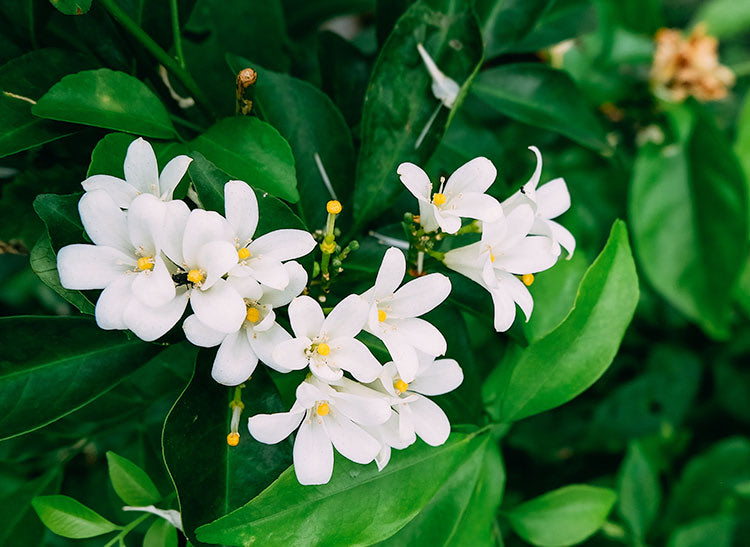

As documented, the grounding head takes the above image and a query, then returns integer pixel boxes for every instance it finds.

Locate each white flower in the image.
[360,248,451,383]
[82,138,192,208]
[397,157,503,234]
[223,180,316,289]
[444,205,559,332]
[503,146,576,258]
[183,261,307,385]
[273,295,382,383]
[58,191,188,341]
[248,377,391,485]
[416,43,460,108]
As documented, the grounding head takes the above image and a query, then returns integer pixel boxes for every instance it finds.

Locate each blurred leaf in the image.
[282,0,374,35]
[471,63,610,153]
[106,451,161,506]
[353,0,483,226]
[32,69,177,138]
[483,220,639,422]
[735,91,750,204]
[162,350,292,543]
[510,0,597,53]
[506,484,617,547]
[144,517,178,547]
[33,193,85,250]
[474,0,548,58]
[49,0,92,14]
[667,514,737,547]
[714,358,750,423]
[0,316,161,440]
[191,117,299,203]
[693,0,750,39]
[617,440,661,542]
[31,495,118,539]
[196,432,490,546]
[0,468,61,546]
[630,102,749,339]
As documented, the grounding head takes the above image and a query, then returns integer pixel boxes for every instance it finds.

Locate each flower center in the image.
[317,343,331,356]
[187,269,204,284]
[246,307,260,323]
[326,200,342,214]
[394,379,409,394]
[378,310,387,322]
[237,247,251,260]
[316,402,330,416]
[137,256,154,271]
[521,273,534,286]
[432,192,447,206]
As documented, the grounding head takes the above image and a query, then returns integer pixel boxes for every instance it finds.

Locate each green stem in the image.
[102,514,150,547]
[169,0,186,69]
[98,0,209,111]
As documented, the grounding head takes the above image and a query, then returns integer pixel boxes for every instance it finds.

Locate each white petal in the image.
[310,360,344,383]
[294,418,334,485]
[124,138,159,196]
[159,155,192,201]
[494,236,559,274]
[182,314,226,347]
[397,162,431,203]
[247,229,316,262]
[288,295,324,339]
[433,206,462,234]
[444,156,497,195]
[381,332,419,383]
[190,279,246,333]
[418,200,439,232]
[327,338,382,383]
[182,209,234,267]
[495,204,535,250]
[326,412,380,464]
[211,330,258,385]
[127,193,165,253]
[490,284,517,332]
[389,273,451,317]
[57,244,133,290]
[244,257,288,290]
[379,411,415,450]
[78,190,132,253]
[296,380,325,408]
[536,177,570,219]
[548,219,576,258]
[94,274,133,330]
[409,395,450,446]
[226,275,263,301]
[502,272,533,321]
[224,180,258,245]
[446,192,503,223]
[322,294,369,340]
[249,323,293,371]
[393,318,447,357]
[161,200,190,266]
[248,410,304,444]
[374,247,405,299]
[131,255,176,307]
[272,338,311,371]
[198,240,239,288]
[410,358,463,396]
[259,261,307,308]
[123,290,189,341]
[333,390,391,426]
[81,174,138,208]
[522,145,543,195]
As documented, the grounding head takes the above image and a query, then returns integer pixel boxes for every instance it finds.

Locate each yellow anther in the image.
[490,252,495,263]
[136,256,154,271]
[317,343,331,356]
[326,200,342,214]
[321,240,336,254]
[521,273,535,286]
[378,310,387,322]
[237,247,251,260]
[316,402,330,416]
[394,379,409,394]
[432,192,447,206]
[246,307,260,323]
[187,269,204,284]
[227,432,240,446]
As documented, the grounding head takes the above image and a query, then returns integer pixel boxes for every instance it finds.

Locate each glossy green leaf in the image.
[506,485,617,547]
[196,432,490,546]
[32,69,177,138]
[162,350,292,543]
[0,48,95,157]
[693,0,750,39]
[617,441,661,542]
[353,0,483,226]
[630,102,749,339]
[106,452,162,506]
[471,63,610,153]
[227,54,355,230]
[33,193,85,250]
[49,0,92,15]
[144,517,178,547]
[0,316,161,440]
[31,495,118,539]
[483,220,639,422]
[191,117,299,203]
[474,0,548,58]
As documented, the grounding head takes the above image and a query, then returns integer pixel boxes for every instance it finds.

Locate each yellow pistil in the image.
[187,269,204,284]
[378,310,387,322]
[490,252,495,263]
[316,402,330,416]
[521,273,534,286]
[321,240,336,254]
[246,307,260,323]
[238,247,251,260]
[317,343,331,356]
[394,379,409,394]
[432,192,447,206]
[326,200,342,214]
[227,433,240,446]
[136,256,154,271]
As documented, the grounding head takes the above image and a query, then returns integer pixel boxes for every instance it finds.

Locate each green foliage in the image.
[617,441,661,542]
[31,495,119,538]
[106,451,162,506]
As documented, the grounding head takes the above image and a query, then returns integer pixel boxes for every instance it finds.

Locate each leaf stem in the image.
[102,513,151,547]
[169,0,186,69]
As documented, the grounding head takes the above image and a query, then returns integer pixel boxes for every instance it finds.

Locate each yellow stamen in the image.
[317,343,330,356]
[238,247,251,260]
[136,256,154,271]
[521,273,534,286]
[246,307,260,322]
[316,402,330,416]
[432,192,447,206]
[394,379,409,394]
[378,310,387,322]
[187,269,204,284]
[490,252,495,263]
[227,432,240,446]
[326,200,342,214]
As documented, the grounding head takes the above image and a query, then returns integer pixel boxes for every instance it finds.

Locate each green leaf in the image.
[31,495,119,539]
[474,0,548,58]
[162,350,292,543]
[196,432,491,546]
[0,468,61,546]
[483,220,639,422]
[0,316,161,440]
[692,0,750,39]
[506,485,617,547]
[735,91,750,206]
[630,102,749,339]
[32,69,177,138]
[226,54,355,230]
[144,517,178,547]
[471,63,610,153]
[191,117,299,203]
[49,0,92,15]
[667,515,737,547]
[617,441,661,542]
[106,452,162,506]
[0,48,95,157]
[33,193,85,250]
[353,0,483,226]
